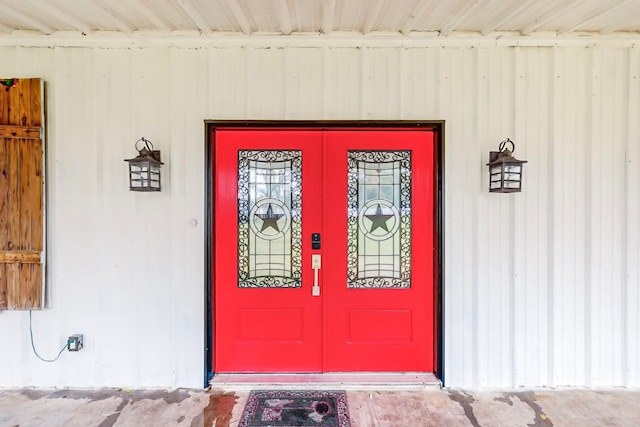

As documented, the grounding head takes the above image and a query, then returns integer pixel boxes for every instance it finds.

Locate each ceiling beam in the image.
[0,21,14,34]
[440,0,483,36]
[480,0,536,35]
[24,0,92,34]
[228,0,252,35]
[322,0,336,35]
[401,0,435,35]
[93,0,134,33]
[277,0,293,35]
[134,0,173,30]
[601,9,640,34]
[1,4,55,34]
[176,0,212,33]
[559,0,633,34]
[363,0,385,34]
[521,0,582,34]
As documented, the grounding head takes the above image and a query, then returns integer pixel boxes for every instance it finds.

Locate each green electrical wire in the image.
[29,310,70,363]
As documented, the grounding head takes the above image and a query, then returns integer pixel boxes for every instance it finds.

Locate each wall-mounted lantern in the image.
[487,138,527,193]
[124,137,163,192]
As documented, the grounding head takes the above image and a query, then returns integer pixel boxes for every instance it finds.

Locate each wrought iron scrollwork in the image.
[237,150,302,288]
[347,150,412,289]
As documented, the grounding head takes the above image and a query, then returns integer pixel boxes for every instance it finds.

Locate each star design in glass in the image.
[256,203,284,232]
[364,204,394,233]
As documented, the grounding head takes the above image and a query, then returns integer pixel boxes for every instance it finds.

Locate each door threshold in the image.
[210,372,441,391]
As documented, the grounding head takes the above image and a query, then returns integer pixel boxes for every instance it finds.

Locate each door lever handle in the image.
[312,254,321,296]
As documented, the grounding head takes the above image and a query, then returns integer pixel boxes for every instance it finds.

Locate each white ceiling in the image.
[0,0,639,37]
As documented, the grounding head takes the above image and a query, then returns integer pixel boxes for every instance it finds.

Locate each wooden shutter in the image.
[0,78,45,310]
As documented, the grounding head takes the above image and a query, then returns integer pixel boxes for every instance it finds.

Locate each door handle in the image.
[312,254,321,296]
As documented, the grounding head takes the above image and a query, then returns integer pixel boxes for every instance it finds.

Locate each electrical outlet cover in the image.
[68,334,84,351]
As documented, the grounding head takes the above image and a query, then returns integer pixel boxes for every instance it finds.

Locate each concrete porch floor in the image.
[1,387,639,426]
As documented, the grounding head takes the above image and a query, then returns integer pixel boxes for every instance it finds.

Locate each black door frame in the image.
[204,120,445,386]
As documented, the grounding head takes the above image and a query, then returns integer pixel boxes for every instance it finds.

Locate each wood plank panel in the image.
[18,80,31,127]
[5,263,19,309]
[30,79,42,127]
[0,137,6,309]
[32,264,42,309]
[0,125,41,139]
[0,79,42,127]
[19,263,38,310]
[8,81,19,125]
[0,264,5,309]
[0,87,8,124]
[0,251,41,263]
[0,78,44,310]
[0,138,8,250]
[15,137,42,308]
[4,259,42,310]
[19,139,31,250]
[14,263,26,310]
[31,139,43,250]
[16,263,28,309]
[7,137,19,251]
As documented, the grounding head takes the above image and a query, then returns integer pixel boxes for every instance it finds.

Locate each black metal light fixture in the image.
[487,138,527,193]
[124,137,163,192]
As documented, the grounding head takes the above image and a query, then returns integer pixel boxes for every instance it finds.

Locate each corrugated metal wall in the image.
[0,38,638,388]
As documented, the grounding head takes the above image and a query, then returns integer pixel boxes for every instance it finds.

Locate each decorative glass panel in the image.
[347,151,411,288]
[238,150,302,287]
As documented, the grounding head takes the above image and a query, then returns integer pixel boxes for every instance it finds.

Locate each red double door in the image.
[214,129,435,373]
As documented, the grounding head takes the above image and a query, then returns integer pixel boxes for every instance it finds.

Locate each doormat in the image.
[239,390,350,427]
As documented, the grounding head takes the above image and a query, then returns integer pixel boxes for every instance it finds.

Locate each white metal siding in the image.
[0,38,638,388]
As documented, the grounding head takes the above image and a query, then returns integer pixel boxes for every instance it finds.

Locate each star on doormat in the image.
[238,390,350,426]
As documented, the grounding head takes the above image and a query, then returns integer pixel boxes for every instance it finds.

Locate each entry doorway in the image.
[212,127,438,373]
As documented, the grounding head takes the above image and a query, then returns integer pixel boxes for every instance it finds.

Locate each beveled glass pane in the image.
[347,151,411,288]
[237,150,302,288]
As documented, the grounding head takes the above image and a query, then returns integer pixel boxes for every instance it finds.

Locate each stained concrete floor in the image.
[0,387,639,426]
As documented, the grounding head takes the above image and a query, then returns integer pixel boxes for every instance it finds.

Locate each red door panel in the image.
[323,130,435,372]
[214,129,323,372]
[214,128,435,373]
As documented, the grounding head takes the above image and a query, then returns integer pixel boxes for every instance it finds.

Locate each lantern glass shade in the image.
[128,162,161,191]
[487,146,527,193]
[124,144,163,192]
